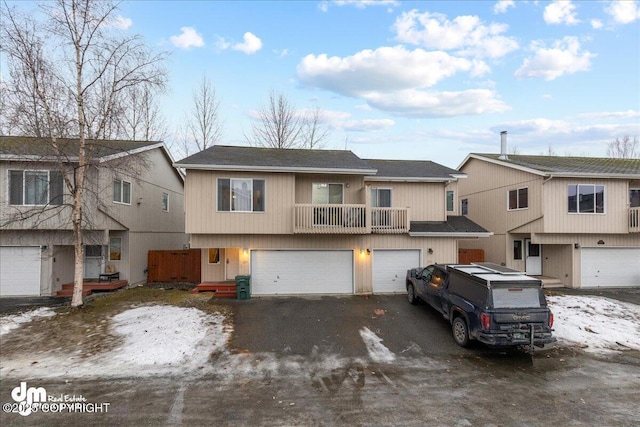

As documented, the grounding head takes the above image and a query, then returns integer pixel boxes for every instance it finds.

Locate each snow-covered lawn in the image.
[0,294,638,380]
[547,295,640,353]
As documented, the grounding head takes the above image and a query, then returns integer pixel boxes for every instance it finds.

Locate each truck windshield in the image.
[492,287,541,308]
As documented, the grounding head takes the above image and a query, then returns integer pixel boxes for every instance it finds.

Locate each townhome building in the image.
[0,136,187,296]
[174,145,490,295]
[457,132,640,288]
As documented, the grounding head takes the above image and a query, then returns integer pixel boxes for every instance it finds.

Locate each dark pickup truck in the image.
[406,263,556,349]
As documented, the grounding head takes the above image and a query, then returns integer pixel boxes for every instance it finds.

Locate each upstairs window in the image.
[312,183,343,204]
[162,192,169,212]
[371,188,392,208]
[9,170,63,206]
[446,190,454,212]
[568,184,605,214]
[217,178,265,212]
[508,187,528,210]
[113,179,131,204]
[461,199,468,216]
[630,189,640,208]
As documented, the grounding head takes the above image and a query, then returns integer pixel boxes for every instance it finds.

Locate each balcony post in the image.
[365,185,371,233]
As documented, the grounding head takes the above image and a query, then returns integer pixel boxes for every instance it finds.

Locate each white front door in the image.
[373,249,421,293]
[225,248,240,280]
[84,245,103,279]
[525,239,542,275]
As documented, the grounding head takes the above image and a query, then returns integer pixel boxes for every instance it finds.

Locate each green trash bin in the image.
[235,275,251,300]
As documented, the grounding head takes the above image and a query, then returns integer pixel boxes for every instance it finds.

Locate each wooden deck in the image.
[190,281,237,298]
[55,280,128,297]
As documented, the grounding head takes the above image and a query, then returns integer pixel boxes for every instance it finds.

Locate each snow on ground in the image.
[359,327,396,363]
[547,295,640,353]
[0,307,55,337]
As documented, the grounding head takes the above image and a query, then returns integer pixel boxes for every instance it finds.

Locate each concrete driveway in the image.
[0,296,69,315]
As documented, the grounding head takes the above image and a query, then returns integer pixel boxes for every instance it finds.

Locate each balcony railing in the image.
[371,207,409,234]
[293,204,409,234]
[630,207,640,233]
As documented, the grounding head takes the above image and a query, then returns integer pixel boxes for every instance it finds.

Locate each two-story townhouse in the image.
[457,133,640,288]
[174,145,490,295]
[0,136,187,296]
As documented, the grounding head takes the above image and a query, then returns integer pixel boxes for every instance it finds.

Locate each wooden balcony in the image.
[293,204,409,234]
[630,207,640,233]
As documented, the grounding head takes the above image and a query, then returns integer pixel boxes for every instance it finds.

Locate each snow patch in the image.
[547,295,640,352]
[359,327,396,363]
[0,307,56,337]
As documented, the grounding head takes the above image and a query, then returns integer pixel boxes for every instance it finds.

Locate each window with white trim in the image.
[568,184,605,214]
[461,199,468,216]
[446,190,454,212]
[217,178,265,212]
[508,187,528,210]
[371,188,392,207]
[208,248,220,264]
[109,237,122,261]
[9,170,63,206]
[113,179,131,204]
[513,240,523,260]
[630,188,640,208]
[162,192,169,212]
[312,183,343,204]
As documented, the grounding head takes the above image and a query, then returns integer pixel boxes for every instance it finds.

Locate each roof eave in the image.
[173,163,378,175]
[409,231,494,237]
[458,154,547,176]
[364,176,457,182]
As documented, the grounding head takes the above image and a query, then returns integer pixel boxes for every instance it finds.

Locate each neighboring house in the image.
[0,136,187,296]
[457,133,640,288]
[174,145,490,295]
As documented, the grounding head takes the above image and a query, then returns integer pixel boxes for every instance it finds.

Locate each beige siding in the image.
[458,158,544,234]
[543,178,631,234]
[533,233,640,247]
[542,244,573,286]
[192,234,458,294]
[459,234,506,265]
[445,181,459,216]
[366,180,447,221]
[185,170,294,234]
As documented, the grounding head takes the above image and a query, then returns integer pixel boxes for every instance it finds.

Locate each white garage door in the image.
[251,250,353,295]
[0,246,42,296]
[581,248,640,288]
[373,249,421,293]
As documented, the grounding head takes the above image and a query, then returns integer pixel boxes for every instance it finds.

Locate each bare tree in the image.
[183,75,223,154]
[1,0,167,307]
[300,105,331,149]
[246,91,304,149]
[115,85,168,141]
[607,135,639,159]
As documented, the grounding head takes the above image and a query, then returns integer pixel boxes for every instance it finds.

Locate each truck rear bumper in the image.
[476,331,557,347]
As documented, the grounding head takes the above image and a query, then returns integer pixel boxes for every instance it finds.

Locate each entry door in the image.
[225,248,240,280]
[84,245,103,278]
[525,239,542,275]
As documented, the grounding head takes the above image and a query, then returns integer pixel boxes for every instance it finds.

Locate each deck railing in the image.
[293,204,409,234]
[630,207,640,233]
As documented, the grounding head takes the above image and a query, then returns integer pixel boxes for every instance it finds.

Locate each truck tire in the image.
[406,283,418,305]
[452,317,470,347]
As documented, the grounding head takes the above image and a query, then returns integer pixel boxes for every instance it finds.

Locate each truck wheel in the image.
[452,317,470,347]
[406,284,418,305]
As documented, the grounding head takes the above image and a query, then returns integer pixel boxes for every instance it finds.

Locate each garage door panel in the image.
[373,250,420,293]
[581,248,640,288]
[0,246,42,296]
[251,250,353,295]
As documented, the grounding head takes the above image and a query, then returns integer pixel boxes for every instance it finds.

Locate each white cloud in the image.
[274,48,289,58]
[494,0,515,14]
[110,15,133,30]
[605,0,640,24]
[232,32,263,54]
[341,119,395,132]
[544,0,580,25]
[591,19,603,29]
[393,10,519,58]
[170,27,205,49]
[298,46,487,95]
[364,88,510,117]
[515,36,594,81]
[575,110,640,120]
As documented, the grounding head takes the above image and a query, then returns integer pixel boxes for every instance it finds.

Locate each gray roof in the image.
[364,159,463,180]
[0,136,160,160]
[176,145,375,173]
[175,145,464,179]
[409,216,490,235]
[474,154,640,176]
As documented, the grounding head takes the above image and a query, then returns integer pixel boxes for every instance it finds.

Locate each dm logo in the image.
[11,382,47,416]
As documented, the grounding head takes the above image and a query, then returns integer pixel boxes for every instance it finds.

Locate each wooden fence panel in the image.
[458,249,485,265]
[147,249,201,282]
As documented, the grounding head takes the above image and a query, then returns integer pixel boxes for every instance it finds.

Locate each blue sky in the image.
[12,1,640,168]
